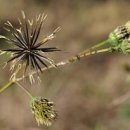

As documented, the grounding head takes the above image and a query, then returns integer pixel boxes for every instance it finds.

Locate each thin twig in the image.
[107,90,130,110]
[0,64,21,94]
[16,47,111,82]
[15,81,33,98]
[0,80,14,94]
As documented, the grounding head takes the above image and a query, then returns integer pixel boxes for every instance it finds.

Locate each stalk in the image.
[17,47,111,82]
[0,80,14,94]
[0,64,21,94]
[15,81,33,98]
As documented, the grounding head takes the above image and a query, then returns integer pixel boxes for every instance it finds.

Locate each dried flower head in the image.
[0,11,60,81]
[30,97,57,126]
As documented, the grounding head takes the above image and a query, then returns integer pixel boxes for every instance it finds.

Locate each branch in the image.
[0,80,14,94]
[16,47,110,82]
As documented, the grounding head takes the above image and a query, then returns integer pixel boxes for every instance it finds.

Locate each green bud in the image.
[30,97,57,126]
[109,25,129,46]
[119,39,130,54]
[109,38,130,54]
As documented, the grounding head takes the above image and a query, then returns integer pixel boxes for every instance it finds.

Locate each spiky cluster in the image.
[30,97,57,126]
[1,11,60,80]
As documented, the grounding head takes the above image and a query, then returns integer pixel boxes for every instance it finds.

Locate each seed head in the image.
[30,97,57,126]
[0,11,61,80]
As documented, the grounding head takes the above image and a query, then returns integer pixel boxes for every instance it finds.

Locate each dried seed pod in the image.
[1,11,61,82]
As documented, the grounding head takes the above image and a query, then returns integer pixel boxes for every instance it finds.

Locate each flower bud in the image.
[109,25,129,46]
[30,97,57,126]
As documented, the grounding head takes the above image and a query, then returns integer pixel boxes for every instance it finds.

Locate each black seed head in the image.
[2,11,61,77]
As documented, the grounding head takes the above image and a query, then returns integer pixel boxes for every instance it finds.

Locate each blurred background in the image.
[0,0,130,130]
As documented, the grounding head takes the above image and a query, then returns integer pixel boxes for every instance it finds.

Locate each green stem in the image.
[92,39,110,49]
[0,64,21,94]
[15,81,33,98]
[79,39,110,55]
[0,80,14,94]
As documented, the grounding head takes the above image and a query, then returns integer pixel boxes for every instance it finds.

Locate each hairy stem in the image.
[64,47,110,64]
[17,47,111,82]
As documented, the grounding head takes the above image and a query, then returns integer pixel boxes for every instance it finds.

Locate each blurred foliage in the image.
[0,0,130,130]
[120,102,130,119]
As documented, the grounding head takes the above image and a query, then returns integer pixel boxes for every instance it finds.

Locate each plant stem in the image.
[0,64,21,94]
[79,39,110,55]
[15,81,33,98]
[64,47,110,64]
[0,41,111,96]
[0,80,14,94]
[17,47,111,82]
